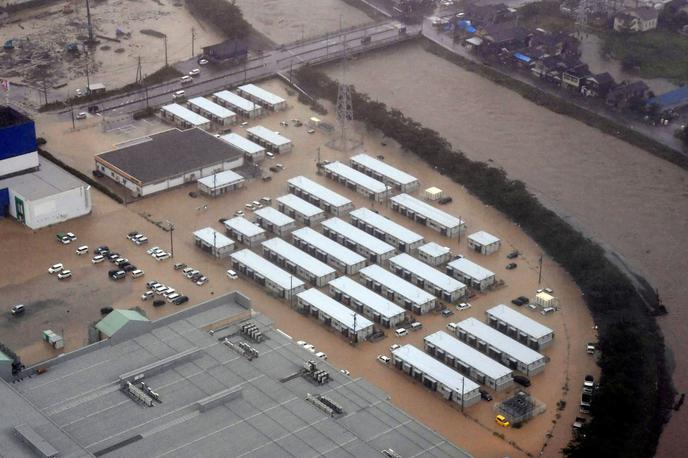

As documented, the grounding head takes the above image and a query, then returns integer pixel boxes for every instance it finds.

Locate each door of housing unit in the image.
[15,196,25,223]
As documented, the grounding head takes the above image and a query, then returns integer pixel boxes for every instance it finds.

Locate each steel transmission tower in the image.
[328,29,361,152]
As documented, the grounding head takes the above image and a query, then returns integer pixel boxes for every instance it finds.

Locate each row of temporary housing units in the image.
[197,170,245,197]
[350,207,425,254]
[296,288,374,342]
[350,153,420,192]
[287,176,354,216]
[321,217,396,265]
[322,161,390,202]
[292,227,367,275]
[192,227,235,258]
[277,193,326,226]
[390,193,465,239]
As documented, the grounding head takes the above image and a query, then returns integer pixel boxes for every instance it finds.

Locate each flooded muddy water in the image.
[326,41,688,456]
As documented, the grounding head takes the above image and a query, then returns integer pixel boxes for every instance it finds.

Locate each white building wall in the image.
[10,186,91,230]
[0,151,39,177]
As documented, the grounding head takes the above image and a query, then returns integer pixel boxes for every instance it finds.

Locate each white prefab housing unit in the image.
[220,133,265,162]
[212,90,263,118]
[322,217,396,264]
[237,84,287,111]
[486,304,555,350]
[535,292,559,309]
[455,317,547,376]
[322,161,389,202]
[192,227,235,258]
[187,97,237,126]
[297,288,374,341]
[391,193,465,238]
[230,249,305,299]
[276,194,326,226]
[292,227,366,275]
[446,257,496,291]
[254,207,296,236]
[391,345,481,408]
[246,126,293,154]
[223,216,266,247]
[424,331,514,391]
[160,104,211,130]
[197,169,245,196]
[417,242,452,266]
[329,276,406,328]
[424,187,444,201]
[350,207,424,254]
[287,176,354,216]
[261,237,336,287]
[359,264,436,315]
[350,153,420,192]
[389,253,466,303]
[467,231,501,255]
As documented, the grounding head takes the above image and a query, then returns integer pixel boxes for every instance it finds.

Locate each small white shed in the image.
[424,187,444,201]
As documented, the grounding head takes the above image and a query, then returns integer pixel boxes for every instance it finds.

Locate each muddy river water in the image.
[325,41,688,456]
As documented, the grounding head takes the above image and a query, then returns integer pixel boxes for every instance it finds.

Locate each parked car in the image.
[390,344,401,352]
[109,270,126,280]
[75,245,89,255]
[586,342,596,354]
[506,263,518,270]
[441,309,454,317]
[198,58,208,65]
[234,210,244,217]
[10,304,25,315]
[196,276,208,286]
[511,298,525,306]
[438,196,453,205]
[153,299,166,307]
[66,232,77,241]
[127,231,140,240]
[495,414,510,428]
[457,302,472,311]
[131,269,144,278]
[260,196,271,204]
[174,262,187,270]
[155,252,171,261]
[172,295,189,305]
[303,344,316,353]
[513,375,531,387]
[266,152,275,158]
[141,291,154,301]
[48,263,64,274]
[507,250,519,259]
[95,246,110,255]
[134,236,148,245]
[189,68,200,76]
[100,307,114,315]
[394,328,408,337]
[315,351,327,360]
[517,296,529,303]
[340,369,350,376]
[377,355,391,365]
[479,389,493,401]
[57,270,72,280]
[76,112,87,120]
[56,233,71,244]
[91,254,105,264]
[583,375,595,391]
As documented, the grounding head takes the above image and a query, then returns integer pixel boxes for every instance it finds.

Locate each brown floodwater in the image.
[326,41,688,456]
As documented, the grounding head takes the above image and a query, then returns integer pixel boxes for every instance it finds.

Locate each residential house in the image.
[465,3,516,26]
[581,72,616,98]
[646,86,688,116]
[613,8,659,32]
[606,81,650,109]
[528,29,580,58]
[561,63,591,91]
[480,23,531,54]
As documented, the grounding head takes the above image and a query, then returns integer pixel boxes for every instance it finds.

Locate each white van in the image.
[541,307,555,316]
[173,90,186,101]
[166,293,181,303]
[75,245,89,255]
[180,75,192,85]
[410,322,423,331]
[394,328,408,337]
[10,304,25,315]
[131,269,145,278]
[446,322,458,332]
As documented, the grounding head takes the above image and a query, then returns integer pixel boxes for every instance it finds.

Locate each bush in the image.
[186,0,251,39]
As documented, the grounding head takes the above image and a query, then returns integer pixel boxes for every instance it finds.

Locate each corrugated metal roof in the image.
[96,309,148,337]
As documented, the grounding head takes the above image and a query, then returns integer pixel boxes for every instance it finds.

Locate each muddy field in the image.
[0,78,599,457]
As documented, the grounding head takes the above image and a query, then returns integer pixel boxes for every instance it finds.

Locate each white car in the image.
[390,344,401,352]
[234,210,244,217]
[339,369,350,376]
[377,355,391,365]
[141,291,154,301]
[315,351,327,360]
[76,112,87,120]
[394,328,408,337]
[296,340,307,347]
[57,270,72,280]
[303,344,316,353]
[155,252,171,261]
[48,263,64,274]
[226,269,238,280]
[265,152,275,158]
[457,302,472,311]
[189,68,200,76]
[147,246,161,255]
[198,58,209,65]
[307,129,315,134]
[75,245,88,255]
[91,254,105,264]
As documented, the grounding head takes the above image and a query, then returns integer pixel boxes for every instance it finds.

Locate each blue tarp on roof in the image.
[457,20,472,29]
[513,52,531,63]
[648,86,688,110]
[466,26,477,33]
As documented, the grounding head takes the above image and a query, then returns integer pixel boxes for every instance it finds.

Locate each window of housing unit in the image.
[256,275,266,286]
[477,341,487,353]
[488,347,502,360]
[507,358,518,370]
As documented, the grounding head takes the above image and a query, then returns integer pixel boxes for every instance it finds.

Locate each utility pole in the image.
[144,79,150,108]
[135,56,142,85]
[42,78,48,105]
[458,216,462,247]
[166,220,175,257]
[538,255,543,285]
[85,58,90,90]
[85,0,95,43]
[191,27,196,57]
[163,35,168,67]
[352,312,357,344]
[461,376,465,412]
[70,101,75,129]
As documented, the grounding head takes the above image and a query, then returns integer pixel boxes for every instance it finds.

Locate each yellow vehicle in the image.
[495,415,510,428]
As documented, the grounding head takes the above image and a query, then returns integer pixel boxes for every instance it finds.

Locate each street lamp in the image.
[166,220,175,257]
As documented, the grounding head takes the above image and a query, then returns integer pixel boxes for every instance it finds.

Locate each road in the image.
[71,21,419,116]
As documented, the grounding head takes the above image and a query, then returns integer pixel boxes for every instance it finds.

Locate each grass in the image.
[601,29,688,82]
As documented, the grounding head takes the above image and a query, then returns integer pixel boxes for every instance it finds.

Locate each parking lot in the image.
[0,78,599,457]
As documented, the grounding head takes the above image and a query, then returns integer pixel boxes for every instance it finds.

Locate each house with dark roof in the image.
[606,81,650,109]
[94,128,244,197]
[646,86,688,115]
[465,3,516,26]
[202,39,248,63]
[528,29,580,58]
[613,8,659,32]
[562,63,591,90]
[581,72,616,98]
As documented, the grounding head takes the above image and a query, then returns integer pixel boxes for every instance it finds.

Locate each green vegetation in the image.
[185,0,251,39]
[600,30,688,82]
[295,64,674,458]
[519,1,576,33]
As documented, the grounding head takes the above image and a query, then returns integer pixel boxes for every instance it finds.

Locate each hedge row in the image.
[294,65,674,457]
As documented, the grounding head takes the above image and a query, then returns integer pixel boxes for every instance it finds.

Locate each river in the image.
[325,41,688,456]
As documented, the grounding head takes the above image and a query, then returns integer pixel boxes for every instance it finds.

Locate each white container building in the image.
[287,176,354,216]
[219,133,266,162]
[322,161,389,202]
[328,276,406,328]
[276,194,326,226]
[535,292,559,309]
[350,207,424,254]
[322,217,396,264]
[254,206,296,236]
[192,227,235,258]
[359,264,436,315]
[350,153,420,192]
[424,331,514,391]
[467,231,501,255]
[261,237,336,287]
[292,227,367,275]
[187,97,237,126]
[390,193,466,238]
[197,169,245,197]
[246,126,293,154]
[486,304,554,350]
[417,242,452,266]
[160,104,211,130]
[391,345,481,408]
[424,187,444,201]
[212,90,263,118]
[389,253,467,303]
[455,317,547,376]
[230,249,305,299]
[237,83,287,111]
[296,288,374,342]
[223,216,267,247]
[446,256,496,291]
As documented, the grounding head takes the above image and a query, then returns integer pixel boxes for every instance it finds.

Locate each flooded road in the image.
[326,41,688,456]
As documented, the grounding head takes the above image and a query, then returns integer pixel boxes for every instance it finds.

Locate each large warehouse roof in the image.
[391,193,464,229]
[486,304,553,339]
[277,194,324,217]
[297,288,374,330]
[188,97,236,119]
[238,83,285,106]
[288,176,352,208]
[350,207,424,245]
[323,161,388,193]
[425,331,512,381]
[231,249,304,290]
[360,264,435,305]
[213,90,258,112]
[351,153,418,185]
[329,276,405,319]
[447,257,495,281]
[322,217,395,256]
[219,133,265,155]
[392,344,480,394]
[390,253,465,293]
[261,237,335,278]
[161,103,210,126]
[247,125,291,147]
[457,317,544,366]
[293,227,366,267]
[95,128,242,185]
